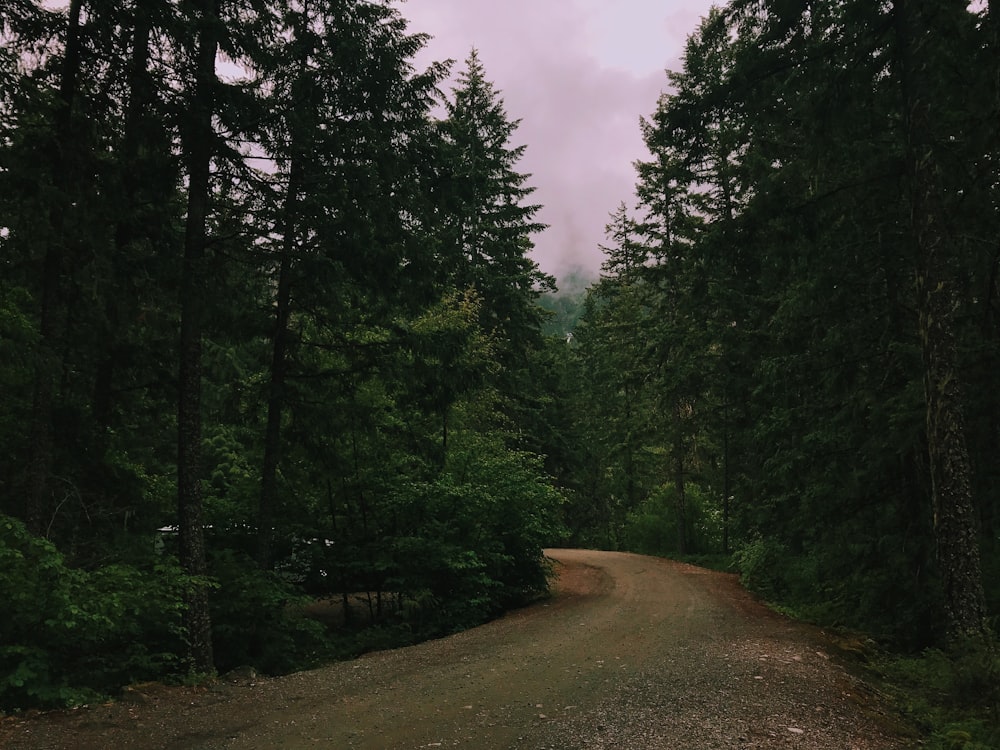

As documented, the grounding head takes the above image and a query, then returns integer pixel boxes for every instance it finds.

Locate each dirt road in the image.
[0,549,910,749]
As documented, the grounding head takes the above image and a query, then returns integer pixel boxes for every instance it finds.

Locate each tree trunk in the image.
[721,386,730,555]
[177,0,220,673]
[93,7,154,435]
[258,24,317,568]
[257,158,301,570]
[917,293,986,642]
[673,401,687,556]
[896,0,989,642]
[26,0,84,536]
[91,3,152,440]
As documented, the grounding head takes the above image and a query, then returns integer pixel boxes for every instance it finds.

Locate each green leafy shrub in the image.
[0,515,107,708]
[623,483,724,557]
[389,528,500,631]
[438,430,566,608]
[0,514,189,710]
[72,561,190,686]
[208,549,328,676]
[877,642,1000,750]
[359,429,566,636]
[733,535,847,623]
[733,534,791,601]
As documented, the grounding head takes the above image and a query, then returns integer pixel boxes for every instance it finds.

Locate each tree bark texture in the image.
[178,0,220,673]
[26,0,83,536]
[896,0,989,642]
[257,161,300,570]
[93,7,154,434]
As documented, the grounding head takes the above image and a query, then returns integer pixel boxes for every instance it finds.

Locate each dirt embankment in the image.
[0,549,912,749]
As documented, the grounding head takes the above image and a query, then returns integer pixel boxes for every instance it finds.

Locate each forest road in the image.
[0,549,912,750]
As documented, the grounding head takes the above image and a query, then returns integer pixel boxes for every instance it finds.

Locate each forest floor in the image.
[0,549,916,749]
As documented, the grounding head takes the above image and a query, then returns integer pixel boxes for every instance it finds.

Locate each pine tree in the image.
[894,0,990,642]
[175,0,223,674]
[573,205,657,545]
[436,50,553,355]
[22,0,84,537]
[250,0,447,568]
[622,0,997,642]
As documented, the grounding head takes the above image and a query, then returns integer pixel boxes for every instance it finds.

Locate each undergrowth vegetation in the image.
[0,502,561,712]
[727,538,1000,749]
[0,516,189,709]
[874,642,1000,750]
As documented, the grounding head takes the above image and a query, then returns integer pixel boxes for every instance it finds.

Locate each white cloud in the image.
[401,0,717,285]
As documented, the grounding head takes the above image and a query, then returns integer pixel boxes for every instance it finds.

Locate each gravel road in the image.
[0,549,912,749]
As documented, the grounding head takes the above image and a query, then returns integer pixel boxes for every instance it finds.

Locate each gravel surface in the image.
[0,549,913,749]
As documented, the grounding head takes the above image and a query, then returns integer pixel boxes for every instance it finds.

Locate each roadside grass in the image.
[870,641,1000,750]
[750,600,1000,748]
[719,541,999,749]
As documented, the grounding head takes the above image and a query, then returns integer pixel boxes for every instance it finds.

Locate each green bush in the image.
[0,514,189,710]
[208,549,329,676]
[877,642,1000,750]
[624,484,724,558]
[72,561,190,685]
[360,430,567,636]
[733,534,791,601]
[730,523,941,646]
[437,430,566,608]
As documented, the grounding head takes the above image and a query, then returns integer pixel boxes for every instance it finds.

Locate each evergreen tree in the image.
[248,0,447,567]
[22,0,85,538]
[572,205,657,546]
[0,1,182,549]
[248,2,443,567]
[0,0,570,707]
[435,50,554,358]
[605,0,999,644]
[176,0,224,674]
[893,0,990,641]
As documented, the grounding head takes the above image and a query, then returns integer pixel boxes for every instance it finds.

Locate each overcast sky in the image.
[400,0,718,288]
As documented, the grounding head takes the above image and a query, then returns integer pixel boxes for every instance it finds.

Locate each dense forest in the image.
[0,0,564,707]
[570,0,1000,647]
[1,0,998,741]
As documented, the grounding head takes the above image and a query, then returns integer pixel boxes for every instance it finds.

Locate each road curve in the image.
[1,549,908,749]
